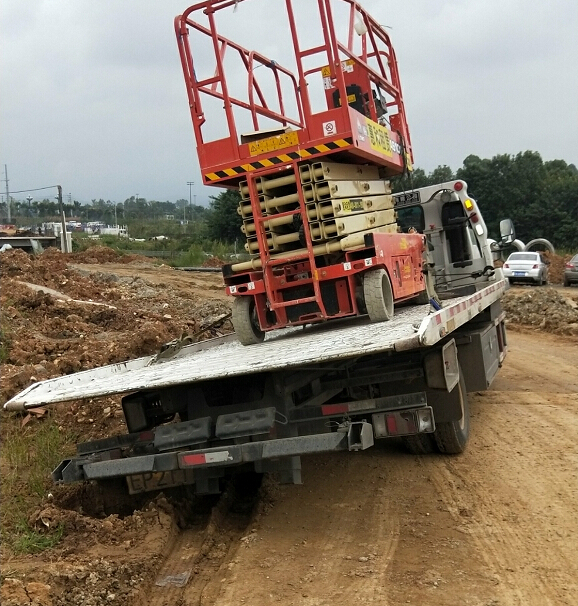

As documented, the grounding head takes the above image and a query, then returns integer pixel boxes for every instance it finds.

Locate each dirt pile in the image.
[0,248,232,405]
[201,256,226,268]
[2,494,178,606]
[502,286,578,335]
[542,251,573,284]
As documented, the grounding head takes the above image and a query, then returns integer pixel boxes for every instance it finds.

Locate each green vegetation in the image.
[0,414,77,554]
[62,190,247,265]
[4,150,576,252]
[0,326,11,363]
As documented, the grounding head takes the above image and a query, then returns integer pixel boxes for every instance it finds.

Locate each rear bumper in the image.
[54,428,364,484]
[503,269,542,282]
[53,406,435,489]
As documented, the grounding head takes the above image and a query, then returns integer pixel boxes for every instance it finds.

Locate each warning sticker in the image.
[248,131,299,156]
[321,59,355,78]
[342,198,364,213]
[322,120,337,136]
[366,120,393,157]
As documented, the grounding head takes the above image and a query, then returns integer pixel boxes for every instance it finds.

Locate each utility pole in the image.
[57,185,69,253]
[187,181,194,222]
[4,164,10,222]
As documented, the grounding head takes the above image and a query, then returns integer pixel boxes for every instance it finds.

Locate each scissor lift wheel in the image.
[232,296,265,346]
[363,268,394,322]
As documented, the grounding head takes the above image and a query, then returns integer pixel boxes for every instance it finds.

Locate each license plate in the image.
[513,271,526,277]
[126,469,195,494]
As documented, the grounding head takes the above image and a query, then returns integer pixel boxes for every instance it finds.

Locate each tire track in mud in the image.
[213,452,402,606]
[421,390,578,606]
[137,478,262,606]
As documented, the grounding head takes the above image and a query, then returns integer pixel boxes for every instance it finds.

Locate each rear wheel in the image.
[403,433,437,454]
[433,367,470,454]
[231,297,265,346]
[363,268,394,322]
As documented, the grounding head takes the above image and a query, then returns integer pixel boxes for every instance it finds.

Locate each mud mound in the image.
[202,256,225,268]
[1,495,179,606]
[502,287,578,335]
[68,246,122,264]
[542,251,573,284]
[1,248,232,405]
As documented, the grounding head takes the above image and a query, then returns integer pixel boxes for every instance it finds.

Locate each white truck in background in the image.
[5,180,513,496]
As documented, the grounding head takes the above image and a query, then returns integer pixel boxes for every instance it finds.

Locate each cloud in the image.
[1,0,576,205]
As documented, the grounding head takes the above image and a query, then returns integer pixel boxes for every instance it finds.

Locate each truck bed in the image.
[4,280,506,411]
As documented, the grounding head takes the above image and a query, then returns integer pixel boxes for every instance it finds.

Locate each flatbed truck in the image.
[3,2,513,496]
[4,180,510,496]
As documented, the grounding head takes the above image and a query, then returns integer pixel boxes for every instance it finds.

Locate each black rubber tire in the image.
[414,289,430,305]
[403,433,437,454]
[433,368,470,454]
[231,297,265,346]
[564,279,570,287]
[363,268,394,322]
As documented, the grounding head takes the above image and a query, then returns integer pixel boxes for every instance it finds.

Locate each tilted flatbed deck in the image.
[4,280,506,411]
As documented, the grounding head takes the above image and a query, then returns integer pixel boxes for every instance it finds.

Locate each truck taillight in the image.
[454,181,464,191]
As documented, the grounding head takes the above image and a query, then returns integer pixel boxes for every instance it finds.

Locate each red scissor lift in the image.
[176,0,426,344]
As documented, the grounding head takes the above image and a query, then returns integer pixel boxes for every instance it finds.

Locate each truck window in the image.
[396,205,425,233]
[442,201,470,265]
[466,223,483,260]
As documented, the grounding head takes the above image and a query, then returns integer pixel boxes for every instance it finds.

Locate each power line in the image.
[7,185,60,194]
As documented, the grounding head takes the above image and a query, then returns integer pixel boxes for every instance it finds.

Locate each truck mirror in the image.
[499,219,516,244]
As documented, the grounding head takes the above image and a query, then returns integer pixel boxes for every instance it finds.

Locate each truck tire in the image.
[433,368,470,454]
[403,433,437,454]
[414,289,430,305]
[232,296,265,346]
[363,268,394,322]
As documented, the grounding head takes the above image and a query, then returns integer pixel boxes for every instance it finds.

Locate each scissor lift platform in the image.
[175,0,422,343]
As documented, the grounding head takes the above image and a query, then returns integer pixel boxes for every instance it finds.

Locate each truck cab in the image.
[394,180,500,298]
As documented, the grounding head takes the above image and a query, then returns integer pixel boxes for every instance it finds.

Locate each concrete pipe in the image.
[524,238,555,254]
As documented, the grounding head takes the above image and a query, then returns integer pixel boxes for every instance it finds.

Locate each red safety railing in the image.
[175,0,413,183]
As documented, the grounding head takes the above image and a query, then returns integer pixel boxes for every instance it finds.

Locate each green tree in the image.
[206,189,243,243]
[392,165,455,193]
[542,160,578,249]
[456,151,570,245]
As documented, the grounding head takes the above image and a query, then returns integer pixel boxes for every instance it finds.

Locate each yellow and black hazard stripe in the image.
[204,138,353,182]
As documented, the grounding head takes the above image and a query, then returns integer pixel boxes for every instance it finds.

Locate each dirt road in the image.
[2,251,577,606]
[134,330,575,606]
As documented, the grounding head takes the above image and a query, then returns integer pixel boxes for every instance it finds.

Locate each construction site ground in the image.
[1,247,577,606]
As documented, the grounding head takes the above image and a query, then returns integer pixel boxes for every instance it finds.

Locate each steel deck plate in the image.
[4,281,506,411]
